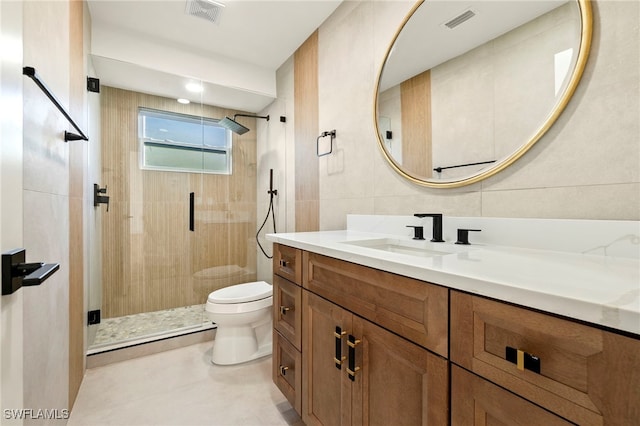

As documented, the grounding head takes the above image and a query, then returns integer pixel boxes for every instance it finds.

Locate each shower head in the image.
[219,116,250,135]
[218,114,270,135]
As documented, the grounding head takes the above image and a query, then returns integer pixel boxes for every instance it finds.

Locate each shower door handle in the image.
[189,192,195,232]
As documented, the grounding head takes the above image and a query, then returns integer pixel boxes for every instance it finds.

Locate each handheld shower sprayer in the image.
[257,169,278,259]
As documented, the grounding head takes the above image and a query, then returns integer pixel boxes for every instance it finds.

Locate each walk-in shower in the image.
[87,57,259,352]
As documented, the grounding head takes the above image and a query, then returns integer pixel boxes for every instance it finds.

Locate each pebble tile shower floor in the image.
[92,304,209,347]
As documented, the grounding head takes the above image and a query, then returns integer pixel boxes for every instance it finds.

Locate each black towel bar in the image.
[22,66,88,142]
[433,160,495,173]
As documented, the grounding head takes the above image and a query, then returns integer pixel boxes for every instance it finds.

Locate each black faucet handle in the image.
[414,213,441,218]
[455,229,481,245]
[406,225,425,240]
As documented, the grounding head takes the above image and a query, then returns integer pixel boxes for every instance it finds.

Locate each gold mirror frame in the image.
[373,0,593,189]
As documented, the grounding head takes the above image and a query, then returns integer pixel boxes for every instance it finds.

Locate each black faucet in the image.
[406,225,425,240]
[414,213,444,242]
[455,229,481,245]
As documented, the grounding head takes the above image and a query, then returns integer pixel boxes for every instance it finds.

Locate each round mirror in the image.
[374,0,592,188]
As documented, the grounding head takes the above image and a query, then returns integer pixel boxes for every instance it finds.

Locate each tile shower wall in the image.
[315,0,639,230]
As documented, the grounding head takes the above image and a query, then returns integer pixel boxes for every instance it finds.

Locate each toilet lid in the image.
[207,281,272,304]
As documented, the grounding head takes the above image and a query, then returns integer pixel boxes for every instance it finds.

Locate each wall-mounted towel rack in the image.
[433,160,495,174]
[22,66,88,142]
[317,130,336,157]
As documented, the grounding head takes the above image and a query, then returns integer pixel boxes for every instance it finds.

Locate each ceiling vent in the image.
[185,0,225,25]
[444,9,476,29]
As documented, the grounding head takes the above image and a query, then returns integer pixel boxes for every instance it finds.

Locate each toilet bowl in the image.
[205,281,273,365]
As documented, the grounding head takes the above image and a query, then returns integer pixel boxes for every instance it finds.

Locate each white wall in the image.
[256,56,295,282]
[316,0,639,230]
[0,0,25,422]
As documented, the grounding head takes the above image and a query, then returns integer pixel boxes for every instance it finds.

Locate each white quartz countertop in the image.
[266,230,640,336]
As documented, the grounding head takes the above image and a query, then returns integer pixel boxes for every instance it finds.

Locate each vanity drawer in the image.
[450,291,640,425]
[273,275,302,351]
[273,244,302,285]
[273,330,302,416]
[451,365,572,425]
[303,251,448,357]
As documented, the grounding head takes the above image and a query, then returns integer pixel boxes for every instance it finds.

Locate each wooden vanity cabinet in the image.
[450,290,640,425]
[303,291,449,426]
[273,243,640,425]
[301,251,449,426]
[272,244,303,415]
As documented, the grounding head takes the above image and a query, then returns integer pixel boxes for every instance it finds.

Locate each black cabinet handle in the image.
[334,326,346,369]
[189,192,195,232]
[280,306,291,315]
[347,334,361,381]
[506,346,541,374]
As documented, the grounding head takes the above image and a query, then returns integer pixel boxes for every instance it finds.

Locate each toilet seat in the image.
[207,281,272,304]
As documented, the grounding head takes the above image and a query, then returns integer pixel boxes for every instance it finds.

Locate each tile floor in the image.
[69,342,303,426]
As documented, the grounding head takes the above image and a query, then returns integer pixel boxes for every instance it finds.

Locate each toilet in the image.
[205,281,273,365]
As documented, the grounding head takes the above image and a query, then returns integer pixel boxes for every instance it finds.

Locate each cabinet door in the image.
[303,291,353,426]
[351,315,449,426]
[451,365,573,426]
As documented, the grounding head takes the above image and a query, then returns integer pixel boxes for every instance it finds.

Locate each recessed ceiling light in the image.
[185,82,203,93]
[177,98,190,104]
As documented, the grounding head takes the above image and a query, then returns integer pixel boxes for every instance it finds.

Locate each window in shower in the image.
[138,107,232,174]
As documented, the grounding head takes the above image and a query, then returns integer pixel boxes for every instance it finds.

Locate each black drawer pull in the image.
[279,259,288,268]
[506,346,541,374]
[279,365,289,376]
[280,306,291,315]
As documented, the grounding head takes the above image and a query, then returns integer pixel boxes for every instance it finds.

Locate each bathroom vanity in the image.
[268,217,639,425]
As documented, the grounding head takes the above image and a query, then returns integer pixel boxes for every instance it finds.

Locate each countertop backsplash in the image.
[347,215,640,259]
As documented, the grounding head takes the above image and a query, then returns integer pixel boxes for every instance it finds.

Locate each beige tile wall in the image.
[315,0,639,230]
[22,0,72,419]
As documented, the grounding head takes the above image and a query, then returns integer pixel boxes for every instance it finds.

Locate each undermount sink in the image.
[341,238,470,257]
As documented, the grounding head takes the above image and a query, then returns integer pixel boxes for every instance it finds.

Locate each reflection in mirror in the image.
[375,0,591,187]
[87,56,261,351]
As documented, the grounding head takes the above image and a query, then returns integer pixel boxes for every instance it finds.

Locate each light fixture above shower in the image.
[219,114,270,135]
[185,82,203,93]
